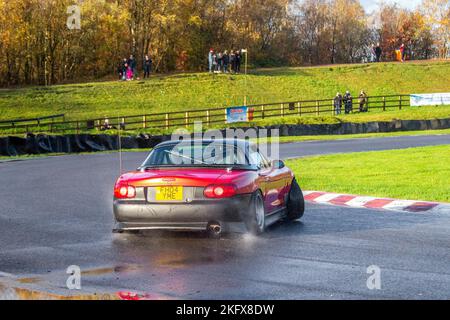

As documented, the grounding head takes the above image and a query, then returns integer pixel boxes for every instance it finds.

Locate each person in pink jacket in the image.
[399,43,405,62]
[126,65,133,80]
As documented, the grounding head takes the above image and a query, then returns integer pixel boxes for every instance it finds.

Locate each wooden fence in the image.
[0,95,410,134]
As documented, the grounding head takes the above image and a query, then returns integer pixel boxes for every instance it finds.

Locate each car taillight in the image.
[204,184,236,198]
[114,182,136,199]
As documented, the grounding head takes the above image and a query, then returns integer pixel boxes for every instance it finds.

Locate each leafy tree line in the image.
[0,0,448,86]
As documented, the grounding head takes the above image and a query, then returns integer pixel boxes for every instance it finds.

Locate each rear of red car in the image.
[113,139,264,233]
[113,167,256,232]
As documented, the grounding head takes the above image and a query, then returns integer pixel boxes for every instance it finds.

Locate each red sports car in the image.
[113,139,304,237]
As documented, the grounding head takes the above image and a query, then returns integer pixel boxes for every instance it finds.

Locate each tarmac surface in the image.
[0,134,449,299]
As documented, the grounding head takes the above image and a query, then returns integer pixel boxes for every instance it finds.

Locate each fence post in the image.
[366,97,369,111]
[383,97,386,111]
[143,115,146,129]
[261,105,265,119]
[206,110,210,126]
[224,109,227,124]
[331,99,335,115]
[280,103,284,117]
[185,112,189,127]
[298,102,301,116]
[399,96,402,110]
[316,101,320,116]
[165,113,169,130]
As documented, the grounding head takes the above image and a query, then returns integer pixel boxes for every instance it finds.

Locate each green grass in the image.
[285,145,450,202]
[258,128,450,143]
[1,60,450,122]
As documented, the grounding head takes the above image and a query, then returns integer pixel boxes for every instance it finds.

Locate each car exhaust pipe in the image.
[207,222,222,238]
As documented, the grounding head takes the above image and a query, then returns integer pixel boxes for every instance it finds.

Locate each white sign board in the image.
[410,93,450,106]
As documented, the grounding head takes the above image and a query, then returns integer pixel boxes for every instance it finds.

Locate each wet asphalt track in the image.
[0,134,450,299]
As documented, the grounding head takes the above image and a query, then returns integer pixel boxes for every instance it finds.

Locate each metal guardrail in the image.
[0,95,410,134]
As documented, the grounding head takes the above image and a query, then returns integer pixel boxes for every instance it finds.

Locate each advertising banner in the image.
[410,93,450,107]
[226,106,248,123]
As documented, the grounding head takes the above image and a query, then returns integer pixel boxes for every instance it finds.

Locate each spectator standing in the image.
[399,43,406,62]
[235,50,241,73]
[143,55,152,78]
[343,91,353,114]
[375,43,382,62]
[217,52,223,73]
[208,49,214,73]
[358,90,368,112]
[334,93,342,115]
[223,50,229,73]
[230,51,236,73]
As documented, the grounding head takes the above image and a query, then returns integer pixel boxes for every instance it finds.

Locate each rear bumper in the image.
[113,194,252,231]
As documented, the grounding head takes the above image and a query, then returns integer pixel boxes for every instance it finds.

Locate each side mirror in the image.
[272,159,285,169]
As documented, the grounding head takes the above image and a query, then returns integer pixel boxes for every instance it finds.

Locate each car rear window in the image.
[142,142,250,167]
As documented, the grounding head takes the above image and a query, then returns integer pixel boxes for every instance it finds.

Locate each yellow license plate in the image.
[155,186,183,201]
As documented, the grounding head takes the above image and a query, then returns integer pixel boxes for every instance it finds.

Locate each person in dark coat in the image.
[143,55,152,78]
[375,43,382,62]
[216,52,223,73]
[230,51,236,73]
[235,50,241,73]
[222,50,229,73]
[343,91,353,114]
[119,58,127,80]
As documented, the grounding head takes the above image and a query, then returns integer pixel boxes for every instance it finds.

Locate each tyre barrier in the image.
[1,118,449,157]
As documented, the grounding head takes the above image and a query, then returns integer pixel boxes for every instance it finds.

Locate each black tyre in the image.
[244,191,266,235]
[286,178,305,220]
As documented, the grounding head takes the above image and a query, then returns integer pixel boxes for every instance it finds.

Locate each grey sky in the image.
[360,0,423,13]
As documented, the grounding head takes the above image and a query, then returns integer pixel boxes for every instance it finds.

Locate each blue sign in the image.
[226,106,248,123]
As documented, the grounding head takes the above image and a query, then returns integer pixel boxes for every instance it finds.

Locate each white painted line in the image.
[313,193,342,203]
[344,196,376,207]
[382,200,416,211]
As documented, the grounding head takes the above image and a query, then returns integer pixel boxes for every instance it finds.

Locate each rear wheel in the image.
[244,191,265,235]
[286,178,305,220]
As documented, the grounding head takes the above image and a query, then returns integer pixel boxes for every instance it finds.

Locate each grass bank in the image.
[285,145,450,202]
[1,60,450,121]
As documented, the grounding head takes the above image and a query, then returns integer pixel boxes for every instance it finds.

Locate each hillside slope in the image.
[0,60,449,121]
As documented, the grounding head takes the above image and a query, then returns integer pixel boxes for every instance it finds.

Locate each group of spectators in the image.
[208,49,243,73]
[118,54,153,81]
[371,42,408,63]
[333,90,368,115]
